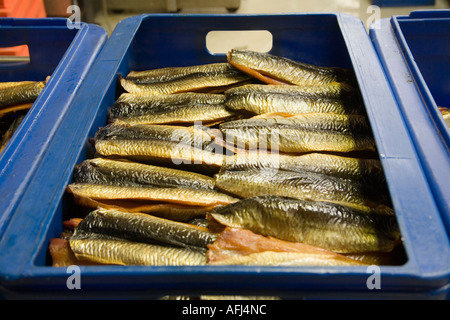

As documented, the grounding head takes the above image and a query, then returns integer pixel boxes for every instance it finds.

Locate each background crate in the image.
[370,10,450,238]
[0,18,107,239]
[0,13,449,300]
[372,0,435,6]
[0,0,46,55]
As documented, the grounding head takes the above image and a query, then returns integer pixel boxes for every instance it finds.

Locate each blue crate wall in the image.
[370,11,450,237]
[0,18,107,238]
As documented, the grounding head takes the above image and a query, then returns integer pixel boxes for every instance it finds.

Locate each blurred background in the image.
[1,1,449,33]
[42,0,450,34]
[0,0,448,56]
[0,0,450,57]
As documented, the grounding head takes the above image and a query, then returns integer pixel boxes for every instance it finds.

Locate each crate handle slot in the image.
[206,30,273,55]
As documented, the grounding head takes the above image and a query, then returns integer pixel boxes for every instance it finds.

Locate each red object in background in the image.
[0,0,47,56]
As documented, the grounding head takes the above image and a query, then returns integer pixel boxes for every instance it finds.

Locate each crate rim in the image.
[369,11,450,240]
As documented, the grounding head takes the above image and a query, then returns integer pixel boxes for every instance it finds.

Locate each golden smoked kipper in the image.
[217,113,377,154]
[120,62,252,94]
[224,83,363,116]
[66,183,237,207]
[71,158,216,190]
[72,208,217,250]
[0,80,47,153]
[221,152,387,186]
[50,208,211,266]
[219,152,391,206]
[66,158,237,219]
[108,92,236,125]
[207,227,366,266]
[227,49,354,86]
[93,121,226,167]
[213,167,391,206]
[53,50,405,268]
[68,238,208,266]
[208,196,400,254]
[0,80,45,108]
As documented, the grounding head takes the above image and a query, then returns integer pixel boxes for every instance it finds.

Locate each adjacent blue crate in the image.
[0,18,107,239]
[370,10,450,238]
[372,0,435,6]
[0,13,449,299]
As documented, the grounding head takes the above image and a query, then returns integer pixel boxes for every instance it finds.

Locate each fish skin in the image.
[210,251,366,266]
[49,238,101,267]
[126,63,242,84]
[94,122,225,167]
[49,238,78,267]
[69,195,214,222]
[439,107,450,127]
[209,195,401,253]
[95,121,212,147]
[0,103,33,119]
[207,226,366,266]
[343,247,407,266]
[69,238,207,266]
[120,63,251,94]
[108,92,236,125]
[227,49,353,86]
[94,138,226,167]
[0,114,26,153]
[72,158,216,190]
[218,113,376,154]
[221,113,373,134]
[224,84,363,115]
[214,168,388,205]
[0,81,45,108]
[66,183,238,207]
[222,152,387,187]
[73,208,217,249]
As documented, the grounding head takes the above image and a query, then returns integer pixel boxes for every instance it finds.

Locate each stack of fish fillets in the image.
[50,50,403,268]
[0,80,46,153]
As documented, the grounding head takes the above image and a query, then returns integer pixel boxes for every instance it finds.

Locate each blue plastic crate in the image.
[372,0,435,6]
[370,10,450,238]
[0,18,107,238]
[0,13,449,299]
